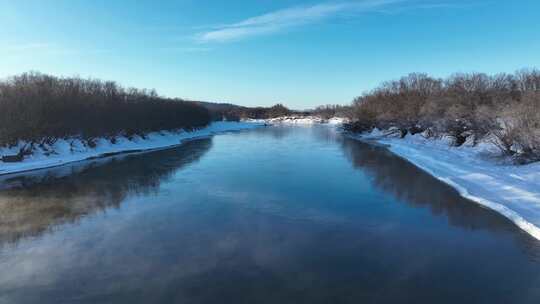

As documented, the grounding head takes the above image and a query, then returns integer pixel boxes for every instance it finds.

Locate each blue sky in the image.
[1,0,539,109]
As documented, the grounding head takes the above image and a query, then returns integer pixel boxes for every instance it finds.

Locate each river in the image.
[1,126,539,303]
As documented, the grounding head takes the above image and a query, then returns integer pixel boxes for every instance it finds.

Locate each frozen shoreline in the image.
[0,121,264,176]
[264,115,540,241]
[349,129,540,241]
[2,115,539,240]
[250,116,347,125]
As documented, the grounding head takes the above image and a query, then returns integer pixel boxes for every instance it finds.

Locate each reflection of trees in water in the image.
[263,125,293,140]
[0,139,212,245]
[340,138,518,233]
[341,138,540,259]
[310,125,343,144]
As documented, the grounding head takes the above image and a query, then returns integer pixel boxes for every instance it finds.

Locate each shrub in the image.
[312,104,354,119]
[490,92,540,162]
[348,69,540,162]
[0,72,211,147]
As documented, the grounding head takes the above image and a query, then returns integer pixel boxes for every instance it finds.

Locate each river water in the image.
[1,126,539,303]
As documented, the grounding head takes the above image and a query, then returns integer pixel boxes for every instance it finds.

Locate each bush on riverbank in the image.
[346,69,540,163]
[312,104,354,120]
[0,72,211,150]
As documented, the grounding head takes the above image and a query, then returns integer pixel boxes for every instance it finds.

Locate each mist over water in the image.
[1,126,539,304]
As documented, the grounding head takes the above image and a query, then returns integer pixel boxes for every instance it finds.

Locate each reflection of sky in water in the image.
[1,126,540,304]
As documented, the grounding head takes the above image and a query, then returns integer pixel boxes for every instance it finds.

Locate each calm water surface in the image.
[1,126,540,304]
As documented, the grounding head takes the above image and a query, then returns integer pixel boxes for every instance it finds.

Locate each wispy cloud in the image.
[195,0,473,43]
[196,0,403,43]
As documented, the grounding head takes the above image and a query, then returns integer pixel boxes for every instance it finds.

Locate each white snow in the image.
[3,115,539,240]
[0,121,264,176]
[252,116,347,125]
[327,117,347,125]
[352,129,540,240]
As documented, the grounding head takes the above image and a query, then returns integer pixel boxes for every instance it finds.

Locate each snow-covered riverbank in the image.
[2,115,539,240]
[350,129,540,241]
[0,121,264,176]
[262,115,540,241]
[251,116,347,125]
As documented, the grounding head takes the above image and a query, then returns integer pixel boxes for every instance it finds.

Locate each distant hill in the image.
[194,101,295,121]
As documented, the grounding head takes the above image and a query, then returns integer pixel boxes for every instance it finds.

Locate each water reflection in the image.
[342,138,513,229]
[341,137,540,255]
[1,127,540,304]
[0,139,212,245]
[265,125,294,139]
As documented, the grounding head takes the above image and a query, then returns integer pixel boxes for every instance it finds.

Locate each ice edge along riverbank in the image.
[2,116,540,241]
[0,121,265,176]
[349,129,540,241]
[255,116,540,241]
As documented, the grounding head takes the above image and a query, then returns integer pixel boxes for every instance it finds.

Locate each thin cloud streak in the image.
[196,0,403,43]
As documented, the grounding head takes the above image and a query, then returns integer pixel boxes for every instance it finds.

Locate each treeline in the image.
[0,72,211,148]
[345,69,540,163]
[312,104,353,119]
[198,101,294,121]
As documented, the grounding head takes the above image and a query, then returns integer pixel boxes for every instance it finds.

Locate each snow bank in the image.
[0,121,264,176]
[267,116,324,124]
[250,116,347,125]
[352,129,540,240]
[327,117,347,125]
